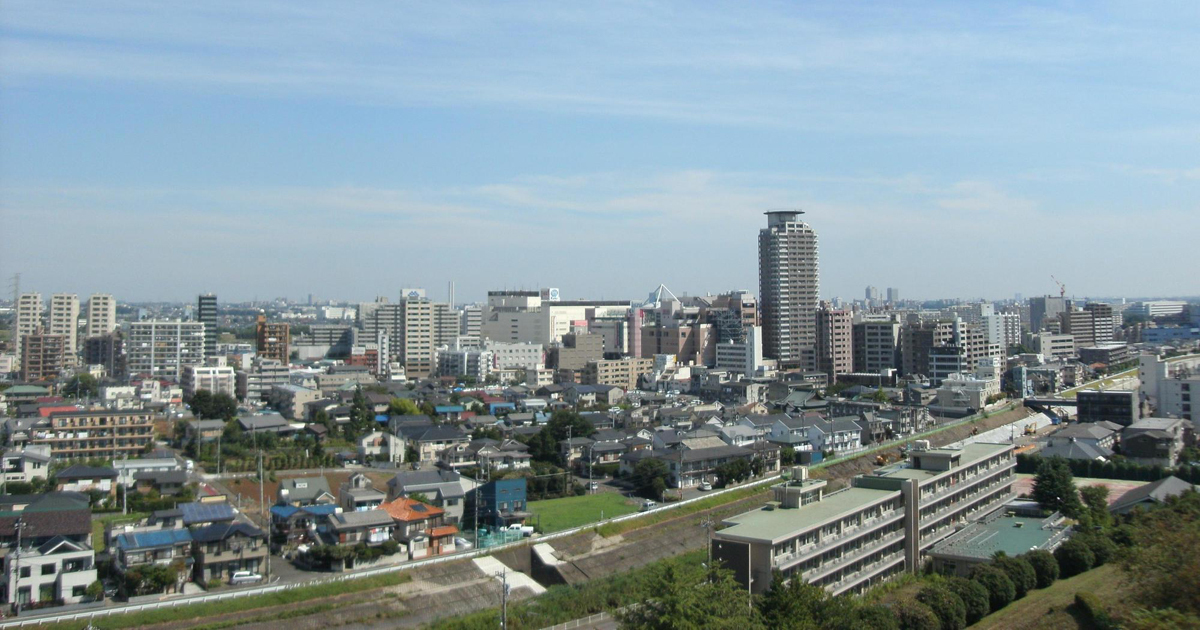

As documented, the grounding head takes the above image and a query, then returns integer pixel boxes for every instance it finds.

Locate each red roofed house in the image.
[379,497,458,559]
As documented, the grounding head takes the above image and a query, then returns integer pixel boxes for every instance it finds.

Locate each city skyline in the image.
[3,2,1199,302]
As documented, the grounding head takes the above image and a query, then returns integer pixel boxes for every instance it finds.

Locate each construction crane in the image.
[1050,275,1065,299]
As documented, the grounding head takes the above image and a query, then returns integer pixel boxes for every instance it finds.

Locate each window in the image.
[18,566,31,578]
[72,585,86,598]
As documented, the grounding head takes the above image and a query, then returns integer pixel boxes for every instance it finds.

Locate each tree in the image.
[616,563,765,630]
[1053,538,1095,578]
[971,565,1016,612]
[1122,493,1200,616]
[1032,458,1082,517]
[992,555,1037,599]
[389,397,421,416]
[892,597,941,630]
[945,577,990,624]
[715,458,752,488]
[64,373,99,398]
[190,390,238,420]
[632,458,671,500]
[1022,550,1059,589]
[758,571,824,629]
[916,584,967,630]
[1079,485,1112,529]
[781,447,796,467]
[1075,533,1117,566]
[750,456,766,478]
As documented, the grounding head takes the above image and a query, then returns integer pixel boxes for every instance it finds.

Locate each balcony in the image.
[775,511,903,572]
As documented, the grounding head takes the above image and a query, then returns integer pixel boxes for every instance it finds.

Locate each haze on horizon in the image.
[2,1,1198,304]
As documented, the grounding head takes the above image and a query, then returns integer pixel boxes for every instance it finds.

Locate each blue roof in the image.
[115,528,193,551]
[179,501,236,525]
[435,405,465,413]
[375,414,390,423]
[270,504,338,519]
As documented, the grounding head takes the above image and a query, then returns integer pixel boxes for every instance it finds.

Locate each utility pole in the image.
[496,568,510,629]
[13,519,27,614]
[701,514,714,567]
[259,450,269,579]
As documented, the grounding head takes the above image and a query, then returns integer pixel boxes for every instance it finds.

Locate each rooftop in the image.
[869,442,1012,483]
[717,487,899,544]
[929,509,1069,561]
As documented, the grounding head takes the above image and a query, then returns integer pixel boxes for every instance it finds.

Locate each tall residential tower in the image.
[759,210,819,371]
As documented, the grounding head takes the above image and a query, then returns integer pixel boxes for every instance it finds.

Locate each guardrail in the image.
[2,399,1037,628]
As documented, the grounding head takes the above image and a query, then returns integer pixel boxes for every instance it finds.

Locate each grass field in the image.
[92,512,149,553]
[528,492,641,532]
[971,564,1126,630]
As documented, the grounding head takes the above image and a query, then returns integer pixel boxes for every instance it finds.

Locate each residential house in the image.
[325,510,395,546]
[473,439,532,472]
[0,445,51,485]
[665,444,757,488]
[385,469,471,525]
[277,477,336,507]
[1123,417,1186,467]
[1110,476,1197,514]
[471,478,530,529]
[111,529,193,592]
[236,413,296,436]
[269,504,338,545]
[133,470,188,496]
[379,497,458,559]
[358,431,405,465]
[55,465,119,497]
[338,473,386,513]
[113,458,181,487]
[1,536,98,607]
[185,419,226,443]
[190,522,267,583]
[395,424,469,466]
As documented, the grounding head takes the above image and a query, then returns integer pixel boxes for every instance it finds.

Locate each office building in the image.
[1076,390,1139,426]
[759,211,819,371]
[126,320,207,379]
[197,294,218,360]
[33,409,156,459]
[865,286,880,302]
[640,322,716,365]
[433,303,461,349]
[815,303,853,381]
[460,305,483,337]
[886,288,900,303]
[255,315,290,363]
[715,326,765,377]
[13,293,44,366]
[712,442,1015,596]
[1060,302,1115,348]
[85,293,117,337]
[1078,343,1131,367]
[359,298,446,379]
[1029,296,1067,333]
[900,321,954,378]
[853,314,900,374]
[1028,332,1075,360]
[1127,301,1187,319]
[19,330,67,382]
[546,333,605,371]
[48,294,80,365]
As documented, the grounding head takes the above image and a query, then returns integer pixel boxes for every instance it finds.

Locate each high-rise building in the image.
[255,315,290,363]
[48,293,80,365]
[83,333,126,379]
[433,303,461,348]
[865,286,880,302]
[126,320,206,379]
[853,314,900,374]
[886,287,900,303]
[759,211,819,371]
[197,293,218,360]
[13,293,44,365]
[460,304,483,337]
[85,293,118,337]
[1059,302,1115,348]
[19,329,67,382]
[1029,296,1067,333]
[359,297,443,378]
[815,303,853,381]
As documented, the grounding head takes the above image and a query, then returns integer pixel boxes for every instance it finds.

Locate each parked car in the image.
[505,524,535,537]
[230,571,263,585]
[454,536,473,550]
[639,500,657,512]
[699,482,712,491]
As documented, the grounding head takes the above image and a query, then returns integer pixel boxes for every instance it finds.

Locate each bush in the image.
[916,584,967,630]
[1054,538,1095,578]
[945,577,990,624]
[1076,533,1118,567]
[1022,550,1059,589]
[1074,592,1118,630]
[971,565,1016,612]
[993,556,1037,599]
[893,598,941,630]
[207,578,223,589]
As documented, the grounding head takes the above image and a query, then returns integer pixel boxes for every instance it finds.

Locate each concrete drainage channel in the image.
[2,405,1034,629]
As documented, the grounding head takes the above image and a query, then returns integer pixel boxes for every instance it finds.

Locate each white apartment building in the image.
[982,311,1021,350]
[48,294,81,365]
[85,293,117,337]
[181,365,237,399]
[1139,354,1200,425]
[759,211,819,371]
[715,325,765,377]
[1029,332,1075,361]
[13,293,44,367]
[126,320,206,379]
[485,340,544,371]
[1127,301,1187,319]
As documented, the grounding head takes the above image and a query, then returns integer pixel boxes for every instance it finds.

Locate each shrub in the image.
[971,565,1016,612]
[893,597,941,630]
[207,578,223,589]
[1074,592,1118,630]
[1018,550,1057,590]
[993,556,1037,599]
[945,577,990,624]
[1076,533,1118,567]
[1054,538,1095,578]
[848,603,901,630]
[916,584,967,630]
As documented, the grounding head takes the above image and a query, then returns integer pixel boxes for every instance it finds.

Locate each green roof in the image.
[870,442,1012,483]
[717,487,899,544]
[928,511,1069,561]
[3,385,50,395]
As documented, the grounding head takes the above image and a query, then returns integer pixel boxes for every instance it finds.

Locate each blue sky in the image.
[2,1,1198,303]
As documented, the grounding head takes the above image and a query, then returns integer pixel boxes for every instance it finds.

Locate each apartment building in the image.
[581,357,654,390]
[1139,354,1200,426]
[852,315,900,374]
[254,315,290,363]
[85,293,117,337]
[13,293,44,366]
[126,321,206,379]
[1029,296,1067,333]
[32,410,156,459]
[1060,302,1115,348]
[1029,332,1075,361]
[83,333,126,380]
[712,442,1015,596]
[900,320,954,378]
[48,294,80,365]
[236,358,291,402]
[19,331,67,382]
[759,211,819,371]
[359,298,443,379]
[815,303,853,381]
[715,326,765,377]
[640,322,716,365]
[546,333,604,371]
[181,365,237,399]
[197,294,218,361]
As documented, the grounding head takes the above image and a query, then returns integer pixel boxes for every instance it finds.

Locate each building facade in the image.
[126,321,207,379]
[197,294,218,361]
[815,303,853,381]
[33,410,156,459]
[759,211,819,371]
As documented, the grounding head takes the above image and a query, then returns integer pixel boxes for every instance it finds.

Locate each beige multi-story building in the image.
[85,293,118,337]
[1060,302,1115,349]
[580,357,653,390]
[759,211,819,371]
[20,330,67,382]
[853,314,900,374]
[1028,332,1075,361]
[359,298,447,379]
[125,320,206,379]
[815,303,853,381]
[712,442,1015,596]
[640,322,716,365]
[254,315,290,363]
[433,303,461,349]
[48,294,81,365]
[547,333,605,371]
[32,409,155,459]
[182,364,237,399]
[13,293,44,366]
